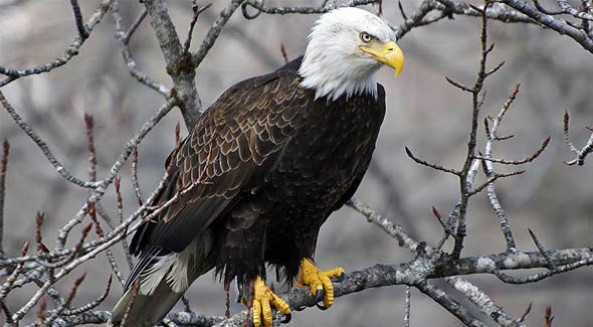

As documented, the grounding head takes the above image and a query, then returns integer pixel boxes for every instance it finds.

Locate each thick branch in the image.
[25,245,593,325]
[144,0,202,127]
[502,0,593,53]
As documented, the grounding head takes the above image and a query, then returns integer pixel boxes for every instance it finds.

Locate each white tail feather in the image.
[139,253,176,295]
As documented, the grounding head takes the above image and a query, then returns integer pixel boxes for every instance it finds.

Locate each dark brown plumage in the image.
[132,56,384,284]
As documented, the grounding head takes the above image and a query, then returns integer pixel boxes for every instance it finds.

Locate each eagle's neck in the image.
[298,47,381,102]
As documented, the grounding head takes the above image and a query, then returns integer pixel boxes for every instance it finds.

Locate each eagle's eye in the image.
[360,32,373,43]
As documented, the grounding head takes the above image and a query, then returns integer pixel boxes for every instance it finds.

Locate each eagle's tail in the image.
[109,239,213,326]
[109,277,183,327]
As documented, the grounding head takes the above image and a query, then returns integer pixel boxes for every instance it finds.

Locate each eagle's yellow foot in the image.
[251,276,291,327]
[296,258,344,309]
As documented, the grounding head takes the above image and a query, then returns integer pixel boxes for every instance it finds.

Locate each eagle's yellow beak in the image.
[360,40,404,76]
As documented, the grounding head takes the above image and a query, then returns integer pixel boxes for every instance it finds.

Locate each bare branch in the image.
[56,98,175,251]
[502,0,593,53]
[0,139,8,258]
[403,286,411,327]
[69,0,89,39]
[192,0,247,69]
[405,146,461,175]
[545,306,554,327]
[144,0,202,126]
[468,170,525,196]
[519,303,532,322]
[0,0,113,86]
[112,0,171,97]
[416,281,488,326]
[475,137,549,164]
[240,0,376,16]
[183,2,213,54]
[447,277,525,326]
[131,150,144,205]
[563,111,593,166]
[84,114,97,182]
[528,228,555,269]
[115,178,134,270]
[347,197,421,252]
[0,91,99,189]
[123,9,148,44]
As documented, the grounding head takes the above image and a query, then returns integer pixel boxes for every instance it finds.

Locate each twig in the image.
[192,0,247,70]
[474,137,549,164]
[347,197,421,252]
[403,286,411,327]
[0,0,113,86]
[84,114,97,182]
[1,298,14,325]
[38,298,48,325]
[0,242,28,300]
[544,306,554,327]
[114,177,134,270]
[482,159,517,252]
[532,0,564,15]
[280,43,289,64]
[0,91,99,189]
[556,0,593,20]
[183,2,213,54]
[69,0,89,39]
[56,98,175,251]
[563,111,593,166]
[0,139,8,258]
[123,9,148,44]
[432,206,457,239]
[35,213,49,254]
[446,277,525,326]
[120,280,140,327]
[44,273,87,325]
[416,281,488,326]
[528,228,555,269]
[398,1,409,20]
[88,203,126,286]
[131,149,145,205]
[405,146,461,175]
[240,0,376,16]
[467,170,525,197]
[61,276,112,316]
[519,303,532,322]
[112,0,171,97]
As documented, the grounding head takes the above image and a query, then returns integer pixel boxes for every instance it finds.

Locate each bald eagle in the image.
[110,7,403,327]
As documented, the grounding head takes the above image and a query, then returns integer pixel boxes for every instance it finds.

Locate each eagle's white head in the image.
[299,7,404,101]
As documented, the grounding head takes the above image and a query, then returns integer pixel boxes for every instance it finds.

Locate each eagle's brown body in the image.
[112,57,386,325]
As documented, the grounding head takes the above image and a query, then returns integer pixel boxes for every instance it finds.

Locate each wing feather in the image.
[130,68,311,255]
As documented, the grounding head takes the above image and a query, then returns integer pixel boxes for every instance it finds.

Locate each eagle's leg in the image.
[251,276,291,327]
[296,258,344,309]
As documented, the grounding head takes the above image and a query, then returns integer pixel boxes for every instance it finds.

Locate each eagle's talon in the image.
[294,305,307,312]
[314,289,325,303]
[316,302,329,311]
[296,258,344,310]
[332,272,345,283]
[281,313,292,324]
[251,277,291,327]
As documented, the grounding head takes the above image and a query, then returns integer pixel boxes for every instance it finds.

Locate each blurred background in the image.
[1,0,593,326]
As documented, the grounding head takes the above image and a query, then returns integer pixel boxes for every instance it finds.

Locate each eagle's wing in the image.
[130,70,309,255]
